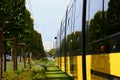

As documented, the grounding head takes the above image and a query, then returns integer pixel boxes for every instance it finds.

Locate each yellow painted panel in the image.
[55,57,58,66]
[86,55,91,80]
[59,57,61,68]
[77,56,83,80]
[91,54,110,79]
[75,55,91,80]
[110,53,120,77]
[91,53,120,79]
[91,54,110,73]
[61,57,65,72]
[73,56,77,80]
[74,55,91,80]
[66,56,71,75]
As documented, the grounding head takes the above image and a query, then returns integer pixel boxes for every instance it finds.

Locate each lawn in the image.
[2,59,48,80]
[2,59,72,80]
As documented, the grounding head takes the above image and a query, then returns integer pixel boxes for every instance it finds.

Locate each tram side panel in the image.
[89,35,120,79]
[74,55,83,80]
[110,53,120,77]
[66,55,71,75]
[56,0,120,79]
[55,57,59,66]
[87,0,120,79]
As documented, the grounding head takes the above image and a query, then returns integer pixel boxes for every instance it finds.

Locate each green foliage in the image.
[3,70,45,80]
[18,70,33,80]
[49,48,55,57]
[107,0,120,35]
[31,65,45,74]
[3,60,48,80]
[0,0,45,59]
[5,0,26,36]
[66,31,82,52]
[3,72,18,80]
[89,11,105,42]
[88,0,120,42]
[31,30,45,59]
[72,31,82,51]
[0,0,13,26]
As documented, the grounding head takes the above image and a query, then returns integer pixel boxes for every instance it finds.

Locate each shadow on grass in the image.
[46,77,73,80]
[45,74,73,80]
[47,70,61,72]
[45,66,73,80]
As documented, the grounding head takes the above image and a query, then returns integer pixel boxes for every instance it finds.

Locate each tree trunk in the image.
[13,37,17,71]
[28,45,30,65]
[23,45,26,68]
[4,41,6,71]
[28,52,31,69]
[19,46,22,62]
[0,28,3,79]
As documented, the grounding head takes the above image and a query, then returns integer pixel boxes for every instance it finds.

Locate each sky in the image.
[26,0,70,42]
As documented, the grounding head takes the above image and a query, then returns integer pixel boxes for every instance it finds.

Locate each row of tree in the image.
[0,0,45,79]
[89,0,120,42]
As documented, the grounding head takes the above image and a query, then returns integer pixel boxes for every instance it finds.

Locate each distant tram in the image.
[55,0,120,80]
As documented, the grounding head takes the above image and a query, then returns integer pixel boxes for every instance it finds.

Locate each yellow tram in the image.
[55,0,120,80]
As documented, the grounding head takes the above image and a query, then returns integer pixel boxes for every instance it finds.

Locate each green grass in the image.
[2,60,72,80]
[2,60,47,80]
[45,64,73,80]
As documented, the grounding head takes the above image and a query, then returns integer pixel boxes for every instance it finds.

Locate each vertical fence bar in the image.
[64,7,68,73]
[82,0,87,80]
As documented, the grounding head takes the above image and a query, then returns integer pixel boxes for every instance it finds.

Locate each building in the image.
[43,42,54,52]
